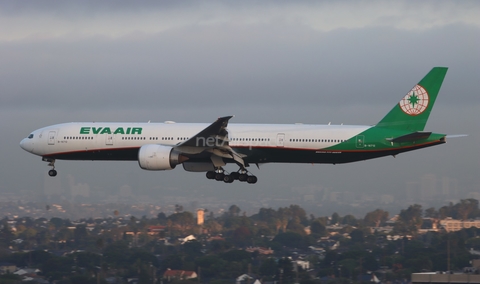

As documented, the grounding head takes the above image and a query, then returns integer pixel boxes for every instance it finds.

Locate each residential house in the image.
[163,269,198,281]
[0,262,16,274]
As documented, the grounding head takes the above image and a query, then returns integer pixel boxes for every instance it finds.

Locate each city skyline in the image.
[1,1,479,209]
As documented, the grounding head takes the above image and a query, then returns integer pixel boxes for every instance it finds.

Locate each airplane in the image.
[20,67,452,184]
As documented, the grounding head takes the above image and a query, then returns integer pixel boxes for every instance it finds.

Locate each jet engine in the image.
[138,144,186,170]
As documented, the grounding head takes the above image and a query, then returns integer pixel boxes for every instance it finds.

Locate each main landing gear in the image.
[206,168,257,184]
[42,157,57,177]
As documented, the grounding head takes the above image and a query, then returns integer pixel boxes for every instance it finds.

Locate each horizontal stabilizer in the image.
[386,132,432,143]
[446,134,468,138]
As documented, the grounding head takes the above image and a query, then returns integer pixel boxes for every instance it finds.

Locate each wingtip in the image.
[218,115,234,120]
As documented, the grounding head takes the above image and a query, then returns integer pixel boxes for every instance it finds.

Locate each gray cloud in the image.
[1,1,479,215]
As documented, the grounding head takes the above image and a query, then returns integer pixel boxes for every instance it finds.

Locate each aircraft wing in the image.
[179,116,232,147]
[175,116,246,168]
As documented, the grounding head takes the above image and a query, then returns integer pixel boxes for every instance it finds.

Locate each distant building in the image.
[163,269,197,281]
[440,218,480,232]
[179,235,196,244]
[412,272,480,284]
[236,274,262,284]
[0,262,16,274]
[245,247,274,255]
[197,209,205,225]
[420,174,437,201]
[207,235,225,242]
[357,273,380,283]
[147,225,166,235]
[304,226,311,235]
[295,260,310,270]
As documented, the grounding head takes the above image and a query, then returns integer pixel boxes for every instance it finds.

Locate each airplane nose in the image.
[20,138,33,152]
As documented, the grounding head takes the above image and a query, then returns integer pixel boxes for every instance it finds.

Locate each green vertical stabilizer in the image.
[376,67,448,131]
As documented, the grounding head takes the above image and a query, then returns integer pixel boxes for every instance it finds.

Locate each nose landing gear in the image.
[42,158,57,177]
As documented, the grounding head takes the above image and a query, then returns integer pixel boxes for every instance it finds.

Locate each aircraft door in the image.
[276,133,285,147]
[48,131,56,145]
[356,135,365,148]
[105,134,114,145]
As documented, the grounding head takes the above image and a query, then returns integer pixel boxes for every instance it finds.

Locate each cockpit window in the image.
[28,134,34,139]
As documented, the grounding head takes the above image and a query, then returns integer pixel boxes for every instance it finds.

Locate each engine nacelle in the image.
[138,144,183,171]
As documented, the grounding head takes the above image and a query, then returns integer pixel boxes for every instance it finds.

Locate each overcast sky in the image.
[1,1,479,214]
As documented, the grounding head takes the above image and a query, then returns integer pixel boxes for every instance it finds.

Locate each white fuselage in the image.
[20,122,370,159]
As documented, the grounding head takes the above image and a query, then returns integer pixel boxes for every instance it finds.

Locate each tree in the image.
[286,220,306,235]
[277,207,291,232]
[195,255,227,278]
[74,225,88,247]
[310,220,326,236]
[342,214,358,226]
[398,204,423,233]
[210,239,231,253]
[221,250,252,262]
[103,241,131,267]
[257,208,278,223]
[364,209,389,227]
[350,229,364,243]
[50,217,64,229]
[228,205,241,217]
[0,222,14,246]
[424,207,439,219]
[233,226,252,242]
[454,199,479,220]
[96,238,105,251]
[168,211,195,233]
[260,257,277,278]
[175,204,184,213]
[273,232,304,248]
[204,220,223,234]
[157,212,167,223]
[183,240,203,257]
[288,205,307,225]
[277,257,295,282]
[331,212,340,224]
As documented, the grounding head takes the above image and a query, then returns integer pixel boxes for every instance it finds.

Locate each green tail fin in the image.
[376,67,448,131]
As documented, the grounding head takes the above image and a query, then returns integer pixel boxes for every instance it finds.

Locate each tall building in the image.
[405,181,419,202]
[67,174,90,199]
[420,174,437,201]
[441,176,459,200]
[197,209,205,226]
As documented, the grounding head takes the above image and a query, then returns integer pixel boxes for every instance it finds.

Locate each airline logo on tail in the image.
[399,85,429,116]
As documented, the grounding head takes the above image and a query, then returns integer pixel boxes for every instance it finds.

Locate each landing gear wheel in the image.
[223,175,234,183]
[43,158,57,178]
[206,171,216,179]
[247,176,257,184]
[230,172,240,180]
[215,172,225,181]
[238,173,248,182]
